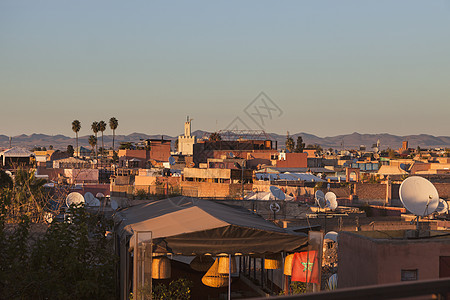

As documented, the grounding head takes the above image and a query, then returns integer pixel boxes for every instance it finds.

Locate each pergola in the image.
[114,196,308,299]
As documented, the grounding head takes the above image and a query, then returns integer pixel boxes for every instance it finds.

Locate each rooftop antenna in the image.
[9,136,12,148]
[399,176,439,234]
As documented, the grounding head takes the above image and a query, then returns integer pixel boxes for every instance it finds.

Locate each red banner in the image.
[291,251,320,284]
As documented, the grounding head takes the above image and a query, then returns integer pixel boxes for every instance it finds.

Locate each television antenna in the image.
[315,190,326,209]
[399,176,439,232]
[66,192,85,207]
[325,192,338,211]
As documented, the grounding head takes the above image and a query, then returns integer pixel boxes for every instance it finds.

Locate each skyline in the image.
[1,1,450,137]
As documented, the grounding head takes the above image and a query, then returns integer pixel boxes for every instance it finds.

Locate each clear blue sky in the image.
[1,1,449,137]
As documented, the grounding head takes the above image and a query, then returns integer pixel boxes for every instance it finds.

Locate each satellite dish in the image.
[110,199,118,210]
[435,199,448,214]
[228,152,235,158]
[400,163,408,171]
[84,192,95,206]
[96,192,105,198]
[92,198,101,207]
[399,176,439,217]
[66,192,84,207]
[270,186,286,200]
[325,192,338,210]
[168,156,176,166]
[315,190,325,208]
[270,202,281,213]
[324,231,338,243]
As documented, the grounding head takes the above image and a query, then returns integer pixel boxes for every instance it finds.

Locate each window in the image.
[401,269,418,281]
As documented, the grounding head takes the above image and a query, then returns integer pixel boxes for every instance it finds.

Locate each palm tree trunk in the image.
[112,130,115,152]
[76,132,78,157]
[101,133,104,158]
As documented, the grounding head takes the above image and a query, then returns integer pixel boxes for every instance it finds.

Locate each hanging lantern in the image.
[265,253,282,270]
[190,255,215,272]
[218,256,237,274]
[202,258,229,288]
[152,256,171,279]
[284,254,294,276]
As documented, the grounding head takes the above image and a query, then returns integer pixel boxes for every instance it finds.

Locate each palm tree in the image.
[88,135,97,158]
[71,120,81,157]
[109,117,119,152]
[91,121,99,158]
[98,120,106,157]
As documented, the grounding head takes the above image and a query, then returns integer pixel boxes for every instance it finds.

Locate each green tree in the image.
[294,136,305,153]
[285,135,295,153]
[91,121,99,158]
[98,120,107,157]
[67,145,75,157]
[88,135,97,158]
[109,117,119,152]
[208,132,221,141]
[72,120,81,157]
[0,203,116,299]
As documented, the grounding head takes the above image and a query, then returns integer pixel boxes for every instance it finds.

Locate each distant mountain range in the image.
[1,131,449,151]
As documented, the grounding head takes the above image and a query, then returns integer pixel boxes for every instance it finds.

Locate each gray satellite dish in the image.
[168,156,176,166]
[269,186,286,200]
[66,192,85,207]
[110,199,119,210]
[325,192,338,210]
[399,176,439,217]
[315,190,325,208]
[92,198,101,207]
[328,274,338,290]
[435,199,448,215]
[270,202,281,213]
[84,192,95,206]
[228,152,235,158]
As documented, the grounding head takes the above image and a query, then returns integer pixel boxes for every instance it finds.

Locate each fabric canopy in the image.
[114,196,307,255]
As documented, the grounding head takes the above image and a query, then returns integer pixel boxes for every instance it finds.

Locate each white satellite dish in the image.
[325,192,338,210]
[66,192,85,207]
[168,156,176,166]
[269,186,286,200]
[399,176,439,217]
[315,190,325,208]
[110,199,119,210]
[324,231,338,243]
[84,192,95,206]
[96,192,105,198]
[435,199,448,214]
